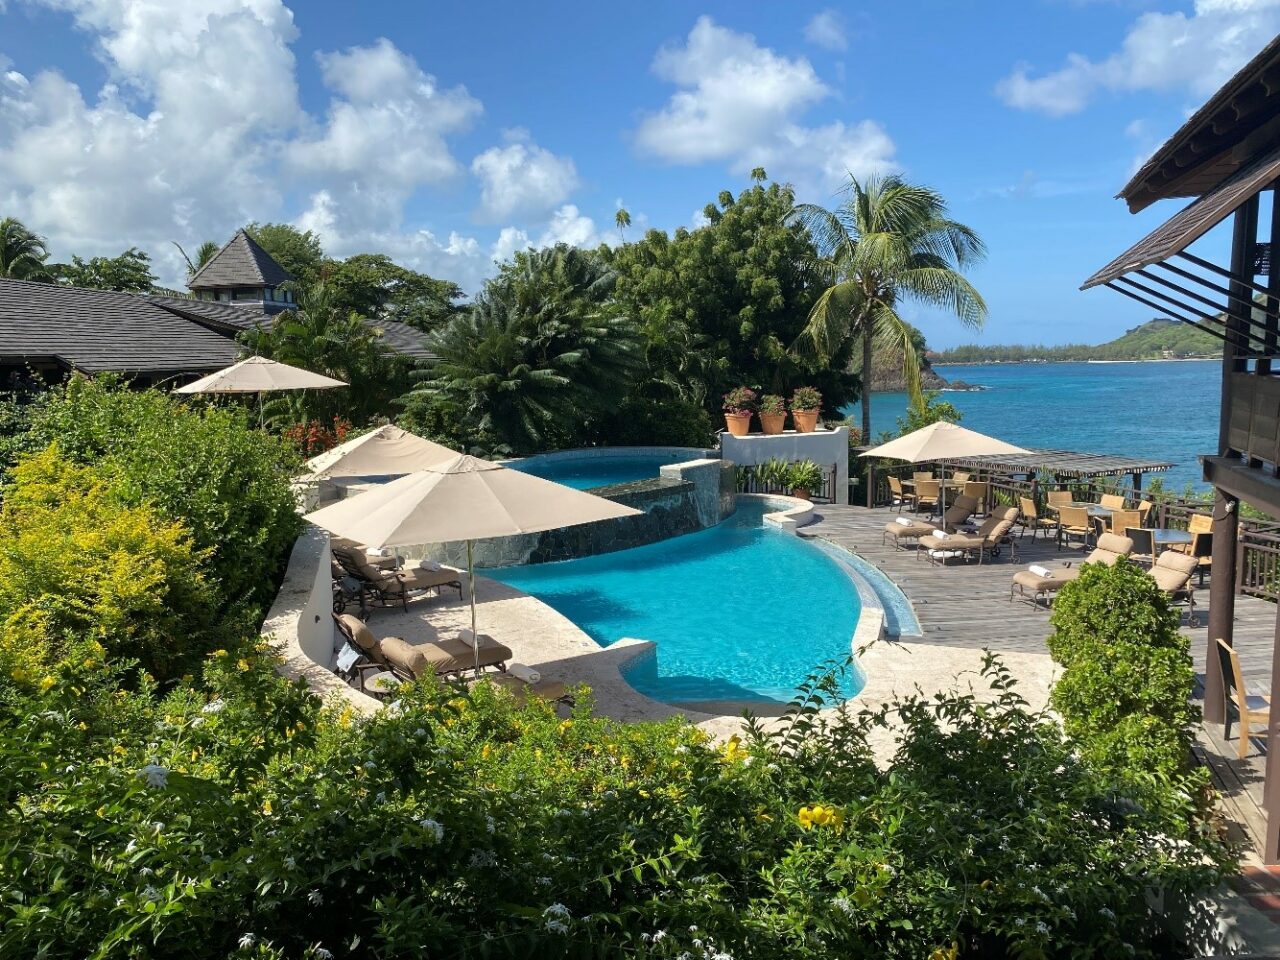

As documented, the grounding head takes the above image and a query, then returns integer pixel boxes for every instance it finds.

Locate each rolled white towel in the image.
[458,628,476,648]
[1029,564,1053,578]
[931,530,950,541]
[509,662,541,684]
[365,547,388,558]
[419,559,442,572]
[894,516,914,526]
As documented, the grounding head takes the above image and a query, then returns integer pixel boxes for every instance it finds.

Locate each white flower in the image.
[832,895,855,916]
[125,840,138,854]
[485,815,496,835]
[468,849,497,869]
[137,764,169,789]
[544,919,568,934]
[190,717,206,728]
[201,699,226,715]
[414,728,426,737]
[1035,921,1049,935]
[652,930,667,942]
[419,818,444,843]
[141,885,160,901]
[674,745,689,754]
[308,889,324,906]
[362,760,376,770]
[239,934,256,948]
[544,903,571,918]
[284,856,297,870]
[313,948,333,960]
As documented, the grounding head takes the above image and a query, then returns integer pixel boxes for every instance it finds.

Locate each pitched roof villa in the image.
[0,230,435,384]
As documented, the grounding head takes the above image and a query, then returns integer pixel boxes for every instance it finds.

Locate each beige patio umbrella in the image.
[304,453,642,669]
[862,421,1029,515]
[306,425,457,479]
[174,355,348,394]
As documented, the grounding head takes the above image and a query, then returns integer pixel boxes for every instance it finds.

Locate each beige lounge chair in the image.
[1009,532,1134,607]
[333,543,464,612]
[1216,638,1270,759]
[471,672,574,706]
[882,495,977,549]
[333,537,397,571]
[333,613,512,682]
[1149,550,1200,625]
[919,507,1019,565]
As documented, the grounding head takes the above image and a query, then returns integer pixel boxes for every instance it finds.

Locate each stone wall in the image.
[415,458,737,569]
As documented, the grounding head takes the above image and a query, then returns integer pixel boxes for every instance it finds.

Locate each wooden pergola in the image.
[947,449,1172,488]
[1085,33,1280,862]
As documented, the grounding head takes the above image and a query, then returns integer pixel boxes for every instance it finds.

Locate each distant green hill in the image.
[933,319,1220,364]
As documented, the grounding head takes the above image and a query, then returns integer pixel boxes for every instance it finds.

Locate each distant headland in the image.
[927,318,1219,366]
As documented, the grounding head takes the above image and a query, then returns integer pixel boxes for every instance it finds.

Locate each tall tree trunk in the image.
[860,322,873,442]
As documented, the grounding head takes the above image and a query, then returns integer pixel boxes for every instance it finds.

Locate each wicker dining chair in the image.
[962,481,989,515]
[1057,505,1093,551]
[1109,509,1142,536]
[1124,527,1156,567]
[1018,496,1058,541]
[1046,490,1073,508]
[914,479,941,514]
[1099,493,1126,512]
[887,475,915,511]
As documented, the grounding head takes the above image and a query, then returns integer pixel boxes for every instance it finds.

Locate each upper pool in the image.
[488,500,863,704]
[508,447,705,490]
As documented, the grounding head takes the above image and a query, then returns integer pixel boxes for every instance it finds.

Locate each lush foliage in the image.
[0,648,1229,959]
[790,175,986,442]
[243,281,414,426]
[1047,559,1207,801]
[0,447,213,681]
[791,385,821,411]
[607,177,858,418]
[404,245,643,456]
[281,417,354,458]
[722,386,757,415]
[758,393,786,416]
[934,319,1220,363]
[11,378,302,624]
[51,246,157,292]
[787,459,823,492]
[321,253,465,333]
[896,391,963,435]
[244,222,326,284]
[0,216,51,281]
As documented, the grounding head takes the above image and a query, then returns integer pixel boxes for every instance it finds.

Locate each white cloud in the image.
[471,130,580,221]
[803,9,847,52]
[634,17,895,196]
[487,203,605,265]
[996,0,1280,115]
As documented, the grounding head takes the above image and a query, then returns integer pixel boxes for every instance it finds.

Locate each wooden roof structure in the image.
[188,230,293,291]
[943,448,1172,479]
[1121,33,1280,213]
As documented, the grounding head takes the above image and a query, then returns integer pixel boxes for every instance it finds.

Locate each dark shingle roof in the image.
[188,230,294,290]
[0,278,239,375]
[147,294,267,333]
[368,319,438,360]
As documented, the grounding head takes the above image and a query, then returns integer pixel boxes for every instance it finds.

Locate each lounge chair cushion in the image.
[382,634,514,678]
[1151,551,1198,593]
[485,673,569,704]
[884,521,938,540]
[1012,566,1081,594]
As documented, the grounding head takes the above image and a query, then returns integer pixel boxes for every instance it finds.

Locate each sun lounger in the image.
[332,543,465,612]
[472,671,575,706]
[380,633,513,680]
[1009,532,1134,607]
[1149,550,1200,625]
[882,495,977,548]
[919,507,1019,565]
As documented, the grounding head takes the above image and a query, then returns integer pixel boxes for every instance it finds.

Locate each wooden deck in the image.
[803,503,1278,855]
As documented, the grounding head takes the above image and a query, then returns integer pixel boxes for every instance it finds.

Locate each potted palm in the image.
[787,459,823,500]
[758,394,787,434]
[791,386,822,433]
[722,386,757,437]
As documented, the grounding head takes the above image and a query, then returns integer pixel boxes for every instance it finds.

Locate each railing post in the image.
[1206,491,1241,725]
[1266,602,1280,863]
[866,462,876,509]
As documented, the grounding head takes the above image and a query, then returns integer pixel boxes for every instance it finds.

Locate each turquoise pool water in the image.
[510,450,694,490]
[488,501,863,704]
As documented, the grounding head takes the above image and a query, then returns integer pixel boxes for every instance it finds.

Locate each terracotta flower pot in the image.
[791,488,812,501]
[793,409,819,433]
[759,412,786,435]
[724,412,752,437]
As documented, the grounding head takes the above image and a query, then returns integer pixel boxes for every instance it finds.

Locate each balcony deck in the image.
[803,503,1278,857]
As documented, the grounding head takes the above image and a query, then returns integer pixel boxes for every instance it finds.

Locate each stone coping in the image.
[741,492,816,534]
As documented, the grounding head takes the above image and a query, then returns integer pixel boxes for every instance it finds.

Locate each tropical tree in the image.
[403,244,643,455]
[614,207,631,242]
[241,280,411,425]
[243,222,325,284]
[173,240,220,279]
[51,248,156,292]
[320,253,465,332]
[789,174,987,442]
[0,217,51,281]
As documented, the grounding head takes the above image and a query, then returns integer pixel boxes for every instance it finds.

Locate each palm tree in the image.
[615,207,631,243]
[0,217,51,281]
[407,245,642,454]
[173,240,220,280]
[789,174,986,441]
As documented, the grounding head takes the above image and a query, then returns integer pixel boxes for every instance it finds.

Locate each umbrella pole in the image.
[466,539,479,674]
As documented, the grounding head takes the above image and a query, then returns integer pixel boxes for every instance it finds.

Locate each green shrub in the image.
[15,377,302,621]
[0,649,1229,959]
[786,459,823,492]
[1048,559,1203,790]
[0,447,213,682]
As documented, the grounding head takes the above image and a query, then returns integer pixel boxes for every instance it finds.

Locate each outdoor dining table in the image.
[900,478,964,489]
[1152,529,1193,548]
[1047,502,1114,518]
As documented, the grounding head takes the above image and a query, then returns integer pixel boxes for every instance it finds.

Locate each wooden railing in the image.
[736,462,839,503]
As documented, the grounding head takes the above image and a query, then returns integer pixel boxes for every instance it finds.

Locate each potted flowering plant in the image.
[790,386,822,433]
[758,394,787,434]
[787,459,823,500]
[722,386,757,437]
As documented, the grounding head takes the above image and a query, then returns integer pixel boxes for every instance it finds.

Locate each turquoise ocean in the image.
[846,360,1220,491]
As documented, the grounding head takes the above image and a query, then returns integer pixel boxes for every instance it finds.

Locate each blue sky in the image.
[1,0,1275,347]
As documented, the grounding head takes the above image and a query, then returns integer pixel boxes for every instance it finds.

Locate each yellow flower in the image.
[211,649,227,659]
[112,744,126,756]
[236,658,251,673]
[39,675,55,692]
[262,799,273,815]
[10,667,28,684]
[721,734,745,763]
[557,719,573,734]
[797,804,843,830]
[929,943,959,960]
[76,721,88,731]
[337,706,354,729]
[481,744,492,759]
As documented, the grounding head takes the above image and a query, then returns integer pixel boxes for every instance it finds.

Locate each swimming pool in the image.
[509,447,706,490]
[488,500,864,704]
